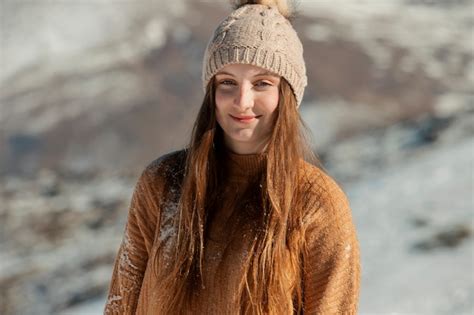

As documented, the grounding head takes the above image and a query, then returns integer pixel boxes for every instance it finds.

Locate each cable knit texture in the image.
[202,4,307,107]
[104,150,360,314]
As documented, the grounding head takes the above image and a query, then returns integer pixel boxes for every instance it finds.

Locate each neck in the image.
[224,136,270,155]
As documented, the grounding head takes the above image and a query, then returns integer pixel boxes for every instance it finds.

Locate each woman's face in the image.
[214,64,280,154]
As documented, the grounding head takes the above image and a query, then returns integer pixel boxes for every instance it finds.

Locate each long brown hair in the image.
[153,76,322,314]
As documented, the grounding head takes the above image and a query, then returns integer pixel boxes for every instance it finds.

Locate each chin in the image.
[231,136,253,144]
[232,131,255,141]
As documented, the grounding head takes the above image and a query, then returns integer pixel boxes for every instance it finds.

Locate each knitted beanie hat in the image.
[202,0,307,107]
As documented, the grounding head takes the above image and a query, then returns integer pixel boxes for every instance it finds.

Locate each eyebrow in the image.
[215,70,280,78]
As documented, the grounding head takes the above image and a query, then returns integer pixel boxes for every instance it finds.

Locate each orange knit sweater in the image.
[104,150,360,314]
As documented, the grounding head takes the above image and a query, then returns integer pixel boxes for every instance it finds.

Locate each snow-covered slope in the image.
[352,136,473,314]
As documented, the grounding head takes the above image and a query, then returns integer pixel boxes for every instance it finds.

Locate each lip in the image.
[230,114,261,123]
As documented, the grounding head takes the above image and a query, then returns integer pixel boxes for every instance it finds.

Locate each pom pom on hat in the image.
[231,0,292,19]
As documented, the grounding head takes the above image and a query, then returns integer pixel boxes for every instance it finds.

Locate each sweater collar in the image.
[223,149,267,182]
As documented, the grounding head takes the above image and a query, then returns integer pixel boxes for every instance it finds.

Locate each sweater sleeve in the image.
[303,173,361,314]
[104,167,160,315]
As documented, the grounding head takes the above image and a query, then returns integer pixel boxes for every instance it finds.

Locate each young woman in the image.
[104,1,360,314]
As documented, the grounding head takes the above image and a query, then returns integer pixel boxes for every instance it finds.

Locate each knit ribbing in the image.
[223,149,267,182]
[103,150,360,314]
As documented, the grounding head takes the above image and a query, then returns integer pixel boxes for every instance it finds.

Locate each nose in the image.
[234,83,254,111]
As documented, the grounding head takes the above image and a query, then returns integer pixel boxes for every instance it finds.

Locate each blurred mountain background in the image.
[0,0,473,314]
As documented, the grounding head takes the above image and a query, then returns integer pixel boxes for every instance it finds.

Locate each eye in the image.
[255,81,272,87]
[219,79,236,86]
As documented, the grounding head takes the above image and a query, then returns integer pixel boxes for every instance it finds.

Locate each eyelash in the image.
[256,81,271,87]
[219,80,233,86]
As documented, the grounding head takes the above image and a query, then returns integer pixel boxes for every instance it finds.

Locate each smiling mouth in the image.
[230,114,262,123]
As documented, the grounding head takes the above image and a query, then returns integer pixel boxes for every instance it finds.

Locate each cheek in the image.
[214,103,226,128]
[215,92,229,114]
[215,107,222,124]
[215,96,224,122]
[262,93,279,114]
[215,89,232,107]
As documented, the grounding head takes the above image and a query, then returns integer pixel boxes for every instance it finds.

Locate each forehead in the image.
[215,64,280,78]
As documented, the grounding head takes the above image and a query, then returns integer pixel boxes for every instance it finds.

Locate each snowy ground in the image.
[352,136,474,314]
[56,297,106,315]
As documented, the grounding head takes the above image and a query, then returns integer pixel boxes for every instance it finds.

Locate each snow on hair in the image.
[231,0,292,19]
